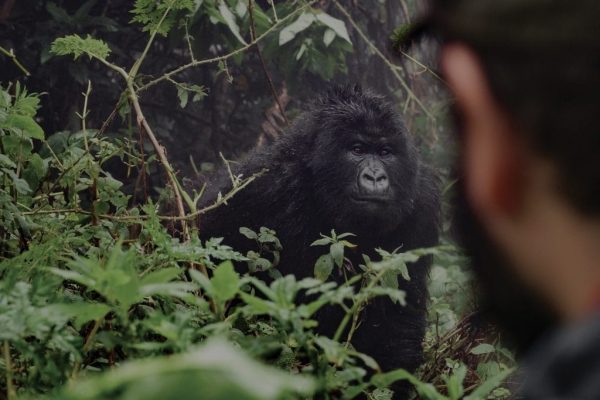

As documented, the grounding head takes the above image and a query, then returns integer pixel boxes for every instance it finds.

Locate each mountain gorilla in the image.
[198,85,440,396]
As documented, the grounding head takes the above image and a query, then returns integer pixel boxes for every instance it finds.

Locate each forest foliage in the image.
[0,1,514,399]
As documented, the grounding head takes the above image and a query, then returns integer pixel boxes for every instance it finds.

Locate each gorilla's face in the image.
[307,90,418,236]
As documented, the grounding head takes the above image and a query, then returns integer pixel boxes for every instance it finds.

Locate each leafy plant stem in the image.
[71,317,104,379]
[86,48,192,245]
[333,268,387,343]
[3,341,15,400]
[128,2,174,80]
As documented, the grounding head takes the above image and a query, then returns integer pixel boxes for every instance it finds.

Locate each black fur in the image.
[198,85,440,396]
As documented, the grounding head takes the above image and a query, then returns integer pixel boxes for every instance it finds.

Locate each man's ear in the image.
[441,43,526,219]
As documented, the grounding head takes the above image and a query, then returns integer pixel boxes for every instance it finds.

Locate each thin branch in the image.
[398,50,444,83]
[399,0,411,23]
[332,0,434,120]
[0,45,30,76]
[128,2,174,79]
[137,0,318,93]
[85,17,192,241]
[77,80,92,153]
[184,21,196,62]
[22,169,265,222]
[248,0,289,125]
[267,0,278,22]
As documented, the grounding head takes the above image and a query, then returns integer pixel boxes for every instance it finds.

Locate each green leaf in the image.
[279,12,315,46]
[239,227,258,240]
[47,267,96,288]
[177,86,189,108]
[211,261,240,302]
[353,352,380,371]
[240,292,277,315]
[314,254,334,281]
[445,365,466,400]
[5,114,44,139]
[381,270,399,289]
[330,242,344,268]
[189,268,214,296]
[59,338,315,399]
[370,388,394,400]
[218,2,247,45]
[140,267,183,285]
[0,154,16,168]
[45,302,111,330]
[310,237,331,247]
[315,12,352,44]
[131,0,194,36]
[464,368,515,400]
[6,170,32,194]
[323,28,336,47]
[50,34,111,61]
[470,343,495,355]
[372,369,446,399]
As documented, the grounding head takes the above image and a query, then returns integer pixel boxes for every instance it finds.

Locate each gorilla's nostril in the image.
[363,173,375,182]
[376,175,387,183]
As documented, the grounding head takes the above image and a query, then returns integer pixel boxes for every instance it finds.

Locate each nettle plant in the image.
[0,1,514,399]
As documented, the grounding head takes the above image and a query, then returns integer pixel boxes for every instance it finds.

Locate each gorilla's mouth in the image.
[350,195,390,205]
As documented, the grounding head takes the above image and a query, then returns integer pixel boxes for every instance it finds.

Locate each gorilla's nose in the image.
[359,168,389,194]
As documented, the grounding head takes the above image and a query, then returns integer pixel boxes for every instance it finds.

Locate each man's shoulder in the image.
[520,313,600,399]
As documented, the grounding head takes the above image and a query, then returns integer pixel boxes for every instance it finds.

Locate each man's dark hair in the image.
[421,0,600,215]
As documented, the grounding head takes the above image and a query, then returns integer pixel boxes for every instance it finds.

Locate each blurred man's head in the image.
[422,0,600,347]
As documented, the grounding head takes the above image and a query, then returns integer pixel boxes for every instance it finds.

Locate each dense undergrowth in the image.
[0,1,514,399]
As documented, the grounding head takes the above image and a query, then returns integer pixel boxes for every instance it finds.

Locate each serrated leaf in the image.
[314,254,334,281]
[45,303,111,330]
[315,12,351,44]
[50,34,111,61]
[5,114,44,139]
[47,267,96,287]
[279,13,315,46]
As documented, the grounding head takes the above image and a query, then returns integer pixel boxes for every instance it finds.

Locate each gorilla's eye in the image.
[352,144,365,155]
[380,148,391,156]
